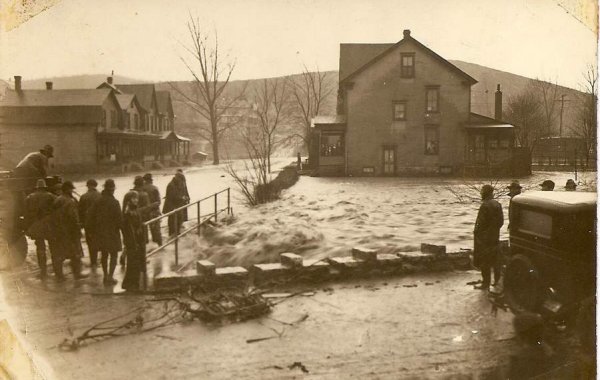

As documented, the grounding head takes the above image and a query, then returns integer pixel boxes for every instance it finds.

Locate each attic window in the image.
[401,53,415,78]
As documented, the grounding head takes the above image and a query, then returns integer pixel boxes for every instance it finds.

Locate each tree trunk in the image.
[211,114,220,165]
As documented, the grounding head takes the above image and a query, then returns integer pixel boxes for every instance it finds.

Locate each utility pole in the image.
[559,94,566,137]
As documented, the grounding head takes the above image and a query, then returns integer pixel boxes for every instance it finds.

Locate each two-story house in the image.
[310,30,529,177]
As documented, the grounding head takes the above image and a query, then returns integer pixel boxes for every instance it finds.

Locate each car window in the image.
[517,209,552,239]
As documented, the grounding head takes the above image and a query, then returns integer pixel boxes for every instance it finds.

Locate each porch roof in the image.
[160,131,191,141]
[97,130,160,139]
[311,115,347,128]
[465,112,514,129]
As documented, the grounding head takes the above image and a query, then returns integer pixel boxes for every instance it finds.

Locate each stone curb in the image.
[154,244,474,291]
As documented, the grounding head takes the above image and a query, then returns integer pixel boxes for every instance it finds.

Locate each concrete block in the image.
[328,256,369,269]
[421,243,446,256]
[280,253,303,268]
[376,253,403,266]
[397,252,432,265]
[196,260,216,276]
[352,247,377,261]
[154,272,182,289]
[215,266,248,282]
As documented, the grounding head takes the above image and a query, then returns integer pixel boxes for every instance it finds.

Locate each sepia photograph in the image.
[0,0,597,378]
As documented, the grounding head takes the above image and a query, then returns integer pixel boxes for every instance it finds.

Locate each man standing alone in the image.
[79,179,101,266]
[473,184,504,290]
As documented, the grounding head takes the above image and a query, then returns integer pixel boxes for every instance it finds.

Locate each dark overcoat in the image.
[52,194,82,259]
[162,179,186,214]
[87,190,123,252]
[473,198,504,267]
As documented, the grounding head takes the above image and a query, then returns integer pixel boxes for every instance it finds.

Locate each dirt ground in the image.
[2,265,521,380]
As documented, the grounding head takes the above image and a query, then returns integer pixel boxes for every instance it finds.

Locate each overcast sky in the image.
[0,0,597,89]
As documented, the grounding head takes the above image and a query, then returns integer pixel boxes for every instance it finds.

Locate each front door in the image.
[383,146,396,175]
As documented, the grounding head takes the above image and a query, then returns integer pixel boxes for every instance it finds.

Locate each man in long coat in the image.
[473,184,504,290]
[120,176,150,265]
[79,179,101,266]
[163,173,187,235]
[24,179,56,278]
[87,179,122,285]
[52,181,87,280]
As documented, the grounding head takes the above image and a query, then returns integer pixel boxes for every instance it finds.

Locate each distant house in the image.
[0,76,190,172]
[310,30,530,177]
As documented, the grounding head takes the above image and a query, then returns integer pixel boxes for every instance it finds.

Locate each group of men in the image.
[473,177,579,291]
[19,145,192,283]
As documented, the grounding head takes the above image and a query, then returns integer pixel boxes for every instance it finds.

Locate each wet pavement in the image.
[1,259,519,379]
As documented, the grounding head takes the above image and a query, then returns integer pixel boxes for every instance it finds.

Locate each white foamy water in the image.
[187,170,596,267]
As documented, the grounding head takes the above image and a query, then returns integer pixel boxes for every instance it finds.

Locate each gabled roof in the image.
[339,43,393,83]
[339,32,477,85]
[0,88,114,107]
[115,94,136,110]
[116,84,156,112]
[156,91,173,117]
[97,82,122,94]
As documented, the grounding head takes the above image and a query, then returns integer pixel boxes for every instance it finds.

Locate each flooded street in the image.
[0,162,595,379]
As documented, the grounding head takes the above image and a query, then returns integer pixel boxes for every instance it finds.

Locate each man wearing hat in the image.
[507,180,522,199]
[119,176,151,266]
[540,180,555,191]
[79,179,101,266]
[565,179,577,191]
[143,173,163,245]
[24,179,56,278]
[86,179,122,285]
[13,144,54,180]
[53,181,87,280]
[473,184,504,290]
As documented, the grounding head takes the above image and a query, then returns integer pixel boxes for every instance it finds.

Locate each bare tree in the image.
[252,77,293,173]
[290,66,334,150]
[504,83,545,154]
[532,79,560,136]
[171,14,247,165]
[571,66,598,167]
[225,120,270,206]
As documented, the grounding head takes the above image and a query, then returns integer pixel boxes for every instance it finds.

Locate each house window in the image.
[393,102,406,121]
[424,126,439,155]
[134,114,139,130]
[320,134,344,156]
[110,110,117,129]
[101,110,107,128]
[499,139,510,149]
[426,86,440,113]
[122,111,129,129]
[489,138,498,149]
[401,53,415,78]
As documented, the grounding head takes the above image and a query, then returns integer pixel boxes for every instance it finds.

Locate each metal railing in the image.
[143,188,231,266]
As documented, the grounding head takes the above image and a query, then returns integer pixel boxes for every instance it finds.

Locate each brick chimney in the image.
[403,29,411,38]
[14,76,22,92]
[107,76,113,85]
[494,84,502,121]
[45,81,53,90]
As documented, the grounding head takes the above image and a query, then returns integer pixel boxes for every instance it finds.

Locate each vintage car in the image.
[503,190,596,346]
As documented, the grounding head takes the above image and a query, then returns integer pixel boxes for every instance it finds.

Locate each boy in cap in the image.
[79,179,101,266]
[86,179,122,285]
[143,173,163,245]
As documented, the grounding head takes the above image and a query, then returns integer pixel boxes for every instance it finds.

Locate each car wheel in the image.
[504,254,542,314]
[576,296,596,353]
